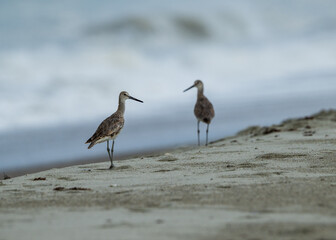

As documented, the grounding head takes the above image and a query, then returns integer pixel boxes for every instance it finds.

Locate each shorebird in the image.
[85,91,143,169]
[184,80,215,146]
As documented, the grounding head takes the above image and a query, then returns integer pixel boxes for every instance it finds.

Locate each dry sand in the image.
[1,110,336,240]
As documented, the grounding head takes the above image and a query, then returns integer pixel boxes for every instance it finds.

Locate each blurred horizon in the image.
[1,0,336,171]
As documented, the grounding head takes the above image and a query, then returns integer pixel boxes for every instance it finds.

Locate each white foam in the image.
[1,0,336,133]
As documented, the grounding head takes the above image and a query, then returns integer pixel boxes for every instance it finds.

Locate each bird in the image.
[183,80,215,146]
[85,91,143,169]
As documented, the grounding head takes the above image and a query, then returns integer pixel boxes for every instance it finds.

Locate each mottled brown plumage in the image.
[184,80,215,146]
[194,94,215,124]
[86,112,124,149]
[85,91,143,169]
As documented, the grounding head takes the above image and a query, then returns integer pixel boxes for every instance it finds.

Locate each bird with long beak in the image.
[85,91,143,169]
[184,80,215,146]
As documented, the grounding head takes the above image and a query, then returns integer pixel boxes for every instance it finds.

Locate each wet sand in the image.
[1,110,336,240]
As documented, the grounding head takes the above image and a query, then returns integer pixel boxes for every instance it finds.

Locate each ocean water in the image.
[1,0,336,171]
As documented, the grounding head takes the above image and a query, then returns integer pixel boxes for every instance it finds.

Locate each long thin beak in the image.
[183,84,195,92]
[129,96,143,103]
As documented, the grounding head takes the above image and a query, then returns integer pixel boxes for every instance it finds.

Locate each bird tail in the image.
[85,138,96,149]
[87,142,95,149]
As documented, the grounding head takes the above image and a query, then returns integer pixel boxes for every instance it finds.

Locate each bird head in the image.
[183,80,204,92]
[120,91,143,103]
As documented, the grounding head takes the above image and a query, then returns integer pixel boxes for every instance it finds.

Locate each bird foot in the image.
[109,164,115,170]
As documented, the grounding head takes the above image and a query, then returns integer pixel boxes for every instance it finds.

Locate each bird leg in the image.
[109,140,115,169]
[206,124,209,146]
[106,140,113,169]
[197,120,200,146]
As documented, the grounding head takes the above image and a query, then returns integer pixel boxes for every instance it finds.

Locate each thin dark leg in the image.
[197,120,200,146]
[206,124,209,146]
[107,140,113,168]
[109,140,115,169]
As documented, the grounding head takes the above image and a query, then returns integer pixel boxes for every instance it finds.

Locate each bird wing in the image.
[194,96,215,123]
[86,113,124,146]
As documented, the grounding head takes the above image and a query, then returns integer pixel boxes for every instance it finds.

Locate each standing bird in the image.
[85,91,143,169]
[184,80,215,146]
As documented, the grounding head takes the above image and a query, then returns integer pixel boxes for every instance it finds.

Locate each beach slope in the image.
[1,110,336,240]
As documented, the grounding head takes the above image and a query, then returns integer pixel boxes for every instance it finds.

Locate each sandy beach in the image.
[1,110,336,240]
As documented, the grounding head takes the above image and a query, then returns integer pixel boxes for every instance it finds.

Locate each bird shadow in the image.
[94,165,133,171]
[95,168,112,171]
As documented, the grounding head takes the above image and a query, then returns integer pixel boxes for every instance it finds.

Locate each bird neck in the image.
[117,99,126,115]
[197,86,204,99]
